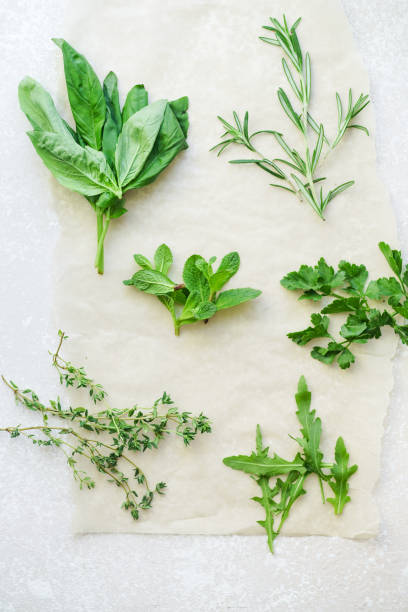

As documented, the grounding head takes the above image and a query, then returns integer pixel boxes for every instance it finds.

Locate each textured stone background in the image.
[0,1,407,610]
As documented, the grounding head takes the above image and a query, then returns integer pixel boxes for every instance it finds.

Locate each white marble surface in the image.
[0,1,407,610]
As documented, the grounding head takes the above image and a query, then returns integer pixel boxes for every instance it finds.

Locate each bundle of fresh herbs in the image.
[19,39,189,273]
[223,376,357,553]
[281,242,408,369]
[1,332,211,521]
[212,15,369,219]
[123,244,262,335]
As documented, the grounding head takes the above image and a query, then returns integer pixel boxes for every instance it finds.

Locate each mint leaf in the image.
[215,288,261,311]
[124,269,175,295]
[210,251,240,293]
[154,244,173,275]
[183,255,210,301]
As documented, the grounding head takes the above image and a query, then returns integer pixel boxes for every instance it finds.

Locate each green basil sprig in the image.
[19,39,189,274]
[224,376,357,553]
[124,244,262,335]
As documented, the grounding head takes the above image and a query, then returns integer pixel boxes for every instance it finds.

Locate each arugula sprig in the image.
[223,376,357,553]
[1,332,211,521]
[281,242,408,369]
[124,244,261,335]
[212,15,369,219]
[19,39,189,274]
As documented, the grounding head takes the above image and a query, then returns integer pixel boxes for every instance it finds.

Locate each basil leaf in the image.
[115,99,167,188]
[53,38,105,150]
[18,77,71,136]
[215,288,261,310]
[127,103,188,190]
[102,71,122,169]
[124,269,175,295]
[154,244,173,274]
[169,96,189,137]
[122,84,148,124]
[27,130,121,197]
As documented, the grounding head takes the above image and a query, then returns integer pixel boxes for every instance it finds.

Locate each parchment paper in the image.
[52,0,398,537]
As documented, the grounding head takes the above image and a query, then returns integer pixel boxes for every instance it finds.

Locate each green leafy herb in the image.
[212,15,369,219]
[124,244,261,335]
[1,331,211,521]
[19,40,189,274]
[281,242,408,368]
[223,376,357,553]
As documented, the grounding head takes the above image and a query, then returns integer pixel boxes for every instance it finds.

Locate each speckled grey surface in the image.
[0,1,407,611]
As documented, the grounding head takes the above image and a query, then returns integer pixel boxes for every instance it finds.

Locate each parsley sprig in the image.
[124,244,261,335]
[281,242,408,369]
[1,332,211,521]
[212,15,369,219]
[223,376,357,553]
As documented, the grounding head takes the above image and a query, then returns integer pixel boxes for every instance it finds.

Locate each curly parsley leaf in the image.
[282,242,408,368]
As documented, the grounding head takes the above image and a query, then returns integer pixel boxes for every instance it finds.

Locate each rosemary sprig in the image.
[1,331,212,521]
[212,15,370,219]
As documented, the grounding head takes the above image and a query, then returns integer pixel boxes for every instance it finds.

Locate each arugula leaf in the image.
[223,376,358,553]
[327,437,358,515]
[122,84,148,124]
[294,376,323,476]
[125,245,261,335]
[223,451,306,476]
[28,130,121,197]
[53,39,106,150]
[283,242,408,368]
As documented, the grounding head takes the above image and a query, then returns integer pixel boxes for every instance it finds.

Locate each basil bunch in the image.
[19,39,189,273]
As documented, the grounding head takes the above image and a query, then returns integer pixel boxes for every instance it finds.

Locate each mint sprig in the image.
[223,376,357,553]
[281,242,408,369]
[124,244,262,335]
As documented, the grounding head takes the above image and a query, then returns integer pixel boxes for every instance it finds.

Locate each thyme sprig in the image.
[212,15,369,219]
[1,332,211,521]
